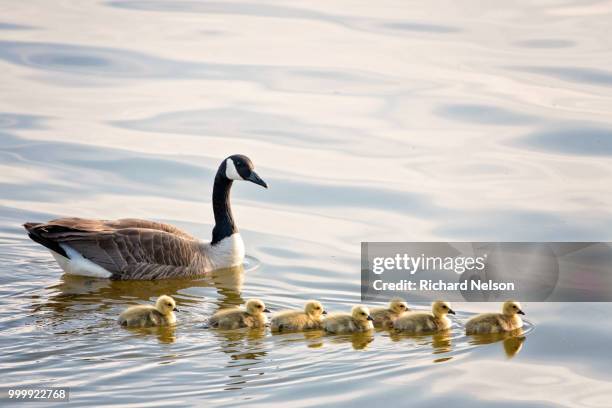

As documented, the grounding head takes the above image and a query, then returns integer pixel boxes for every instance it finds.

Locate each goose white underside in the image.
[206,233,245,270]
[51,244,113,278]
[49,234,245,279]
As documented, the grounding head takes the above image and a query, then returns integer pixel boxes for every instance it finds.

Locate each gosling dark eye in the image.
[361,312,366,316]
[513,305,517,309]
[442,305,447,309]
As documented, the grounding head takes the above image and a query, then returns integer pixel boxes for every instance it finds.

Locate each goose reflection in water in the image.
[31,265,245,344]
[468,328,526,358]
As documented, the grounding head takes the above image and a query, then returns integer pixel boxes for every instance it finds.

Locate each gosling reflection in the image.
[270,328,325,349]
[125,325,177,344]
[210,327,267,361]
[326,331,375,350]
[389,329,453,355]
[468,328,526,358]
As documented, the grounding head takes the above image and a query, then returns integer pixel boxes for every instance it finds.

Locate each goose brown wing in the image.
[25,219,207,280]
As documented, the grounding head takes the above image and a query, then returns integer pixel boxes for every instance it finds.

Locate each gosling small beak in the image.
[448,309,456,315]
[517,310,525,315]
[322,310,328,315]
[174,307,180,312]
[263,308,271,313]
[367,315,374,321]
[247,171,268,188]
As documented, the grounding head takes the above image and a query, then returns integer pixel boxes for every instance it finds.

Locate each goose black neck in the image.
[211,171,237,245]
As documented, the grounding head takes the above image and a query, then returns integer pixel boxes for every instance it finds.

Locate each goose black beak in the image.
[322,310,328,315]
[517,310,525,315]
[367,315,374,321]
[174,307,180,312]
[448,309,455,315]
[247,171,268,188]
[263,308,271,313]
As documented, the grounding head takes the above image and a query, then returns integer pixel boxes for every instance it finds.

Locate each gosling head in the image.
[503,300,525,316]
[305,300,327,318]
[222,154,267,188]
[246,299,270,315]
[351,305,374,322]
[432,301,455,317]
[389,298,409,314]
[156,295,178,314]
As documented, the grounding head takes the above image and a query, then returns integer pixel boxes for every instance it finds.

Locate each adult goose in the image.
[24,154,267,280]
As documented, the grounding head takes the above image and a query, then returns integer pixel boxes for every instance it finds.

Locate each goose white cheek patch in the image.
[225,159,244,180]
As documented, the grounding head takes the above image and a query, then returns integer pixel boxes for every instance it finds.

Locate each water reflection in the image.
[389,329,453,360]
[211,327,267,362]
[125,325,177,344]
[32,266,244,328]
[468,328,526,359]
[512,66,612,87]
[517,125,612,156]
[326,331,375,350]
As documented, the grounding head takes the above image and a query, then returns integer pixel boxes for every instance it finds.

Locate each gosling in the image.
[322,305,374,334]
[208,299,270,329]
[370,298,410,328]
[465,300,525,334]
[271,300,327,332]
[392,301,454,332]
[118,295,178,328]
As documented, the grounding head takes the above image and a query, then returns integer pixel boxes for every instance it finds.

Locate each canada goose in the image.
[322,305,374,334]
[23,155,267,280]
[392,301,454,332]
[465,301,525,334]
[208,299,270,329]
[118,295,178,327]
[270,300,327,332]
[370,298,410,328]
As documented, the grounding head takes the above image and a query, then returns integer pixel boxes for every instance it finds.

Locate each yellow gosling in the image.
[370,298,410,328]
[322,305,374,334]
[465,301,524,335]
[208,299,270,329]
[271,300,327,332]
[118,295,178,328]
[392,301,454,332]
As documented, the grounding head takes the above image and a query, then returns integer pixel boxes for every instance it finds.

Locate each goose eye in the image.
[513,305,517,309]
[442,305,447,309]
[361,312,366,316]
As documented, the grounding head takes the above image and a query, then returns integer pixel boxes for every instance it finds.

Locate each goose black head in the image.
[223,154,268,188]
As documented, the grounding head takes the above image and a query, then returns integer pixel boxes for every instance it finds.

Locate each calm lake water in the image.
[2,0,612,406]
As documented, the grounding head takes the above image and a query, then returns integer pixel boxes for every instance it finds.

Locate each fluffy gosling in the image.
[118,295,178,328]
[208,299,270,329]
[370,298,410,328]
[271,300,327,332]
[322,305,374,334]
[465,300,525,335]
[392,301,454,332]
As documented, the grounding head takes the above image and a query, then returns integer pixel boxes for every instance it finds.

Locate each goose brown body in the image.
[23,155,267,280]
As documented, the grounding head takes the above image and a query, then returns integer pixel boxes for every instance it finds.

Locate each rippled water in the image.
[2,0,612,406]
